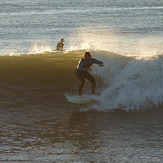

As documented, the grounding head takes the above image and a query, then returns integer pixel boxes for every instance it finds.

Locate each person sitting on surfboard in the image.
[56,38,64,51]
[75,52,104,96]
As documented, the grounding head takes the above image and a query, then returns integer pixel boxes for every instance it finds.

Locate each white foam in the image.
[89,51,163,111]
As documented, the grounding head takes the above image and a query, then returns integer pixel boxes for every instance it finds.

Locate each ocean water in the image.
[0,0,163,55]
[0,0,163,162]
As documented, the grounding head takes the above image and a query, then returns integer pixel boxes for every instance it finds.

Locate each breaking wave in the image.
[0,50,162,111]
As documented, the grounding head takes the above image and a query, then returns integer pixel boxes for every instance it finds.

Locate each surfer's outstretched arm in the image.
[92,58,104,67]
[77,58,104,72]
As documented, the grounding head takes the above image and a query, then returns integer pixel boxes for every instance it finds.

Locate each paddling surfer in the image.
[75,52,104,96]
[56,38,64,51]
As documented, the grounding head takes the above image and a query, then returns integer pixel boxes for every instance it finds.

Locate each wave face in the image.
[0,51,82,110]
[0,50,163,111]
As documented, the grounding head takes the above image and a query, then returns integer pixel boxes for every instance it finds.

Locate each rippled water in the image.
[0,0,163,162]
[0,0,162,55]
[0,105,163,162]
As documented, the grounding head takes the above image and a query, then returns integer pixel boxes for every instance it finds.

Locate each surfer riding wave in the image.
[75,52,104,96]
[0,50,162,111]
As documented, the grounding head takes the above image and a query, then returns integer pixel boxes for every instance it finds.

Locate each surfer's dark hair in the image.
[84,52,92,58]
[60,38,64,42]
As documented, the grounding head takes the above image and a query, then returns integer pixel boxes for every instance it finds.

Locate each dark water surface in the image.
[0,104,163,162]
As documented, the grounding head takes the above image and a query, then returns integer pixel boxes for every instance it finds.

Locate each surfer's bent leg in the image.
[83,71,96,94]
[75,71,85,96]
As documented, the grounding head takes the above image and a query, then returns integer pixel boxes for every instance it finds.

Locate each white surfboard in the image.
[66,95,96,104]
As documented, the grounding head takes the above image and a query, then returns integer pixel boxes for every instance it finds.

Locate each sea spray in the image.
[67,26,163,58]
[29,41,52,54]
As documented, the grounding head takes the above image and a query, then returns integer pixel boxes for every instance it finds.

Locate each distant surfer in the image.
[56,38,64,51]
[75,52,104,96]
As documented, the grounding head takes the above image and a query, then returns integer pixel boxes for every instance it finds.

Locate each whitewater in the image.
[90,51,163,111]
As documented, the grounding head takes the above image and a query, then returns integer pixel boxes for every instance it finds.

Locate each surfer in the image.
[56,38,64,51]
[75,52,104,96]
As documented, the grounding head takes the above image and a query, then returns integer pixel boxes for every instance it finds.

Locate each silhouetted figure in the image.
[75,52,104,96]
[56,38,64,51]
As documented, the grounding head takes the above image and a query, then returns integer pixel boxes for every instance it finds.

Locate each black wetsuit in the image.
[76,58,103,95]
[56,42,64,51]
